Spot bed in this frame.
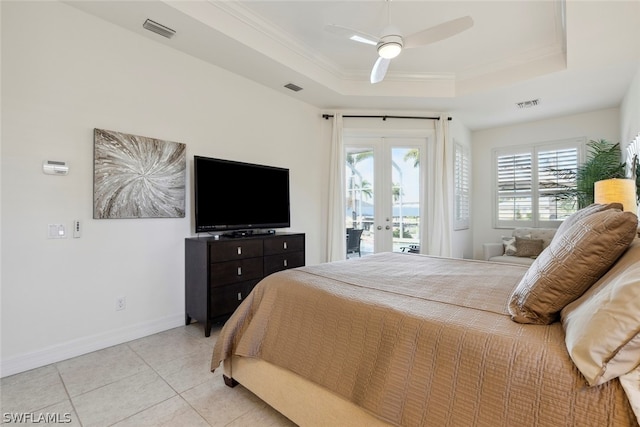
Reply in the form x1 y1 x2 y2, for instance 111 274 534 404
211 206 640 427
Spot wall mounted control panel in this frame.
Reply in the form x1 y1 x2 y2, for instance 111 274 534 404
43 160 69 175
48 224 66 239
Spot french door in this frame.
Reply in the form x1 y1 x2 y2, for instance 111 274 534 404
345 137 426 256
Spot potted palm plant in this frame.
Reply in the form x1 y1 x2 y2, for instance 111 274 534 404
575 139 626 208
545 139 627 210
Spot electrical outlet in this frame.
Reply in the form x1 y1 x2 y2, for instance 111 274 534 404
115 296 126 311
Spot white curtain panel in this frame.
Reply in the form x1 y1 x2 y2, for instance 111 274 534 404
422 115 453 257
327 113 347 261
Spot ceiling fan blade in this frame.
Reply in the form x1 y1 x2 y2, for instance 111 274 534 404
370 57 391 84
324 24 379 46
404 16 474 49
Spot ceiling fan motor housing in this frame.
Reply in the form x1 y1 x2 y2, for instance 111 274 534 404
377 34 403 58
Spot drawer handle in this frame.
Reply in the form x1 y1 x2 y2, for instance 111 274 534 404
237 267 242 276
237 247 242 255
283 242 288 250
283 259 288 267
237 292 242 301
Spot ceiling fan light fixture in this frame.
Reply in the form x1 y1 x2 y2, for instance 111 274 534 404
377 35 403 59
378 42 402 59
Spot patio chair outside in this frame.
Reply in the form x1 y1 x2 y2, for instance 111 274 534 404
346 228 364 257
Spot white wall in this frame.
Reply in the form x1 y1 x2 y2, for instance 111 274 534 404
621 66 640 152
1 1 327 376
470 108 621 260
449 118 473 259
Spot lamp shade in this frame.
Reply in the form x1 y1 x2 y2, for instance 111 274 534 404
594 178 637 213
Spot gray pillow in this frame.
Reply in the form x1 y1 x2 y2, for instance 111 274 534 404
514 237 544 258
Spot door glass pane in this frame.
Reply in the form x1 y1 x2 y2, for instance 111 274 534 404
345 147 374 257
391 147 420 253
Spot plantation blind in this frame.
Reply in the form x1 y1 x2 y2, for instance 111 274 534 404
493 138 584 228
538 147 578 221
496 152 533 224
454 143 470 230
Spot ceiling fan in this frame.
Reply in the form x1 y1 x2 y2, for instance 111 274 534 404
325 2 474 84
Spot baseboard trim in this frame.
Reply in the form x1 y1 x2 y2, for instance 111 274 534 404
0 313 184 378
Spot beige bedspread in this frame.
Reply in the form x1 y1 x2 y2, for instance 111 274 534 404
212 253 637 427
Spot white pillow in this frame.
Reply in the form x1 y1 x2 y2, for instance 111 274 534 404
501 236 516 255
561 238 640 386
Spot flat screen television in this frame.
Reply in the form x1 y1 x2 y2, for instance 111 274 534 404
193 156 290 234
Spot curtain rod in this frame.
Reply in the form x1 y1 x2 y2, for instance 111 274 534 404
322 114 451 121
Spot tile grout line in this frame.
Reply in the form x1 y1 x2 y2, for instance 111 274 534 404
54 365 83 427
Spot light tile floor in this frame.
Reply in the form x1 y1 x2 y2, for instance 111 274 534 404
0 323 296 427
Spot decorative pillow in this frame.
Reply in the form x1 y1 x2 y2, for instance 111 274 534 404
502 236 517 256
514 237 544 258
508 209 638 324
561 238 640 386
552 202 623 244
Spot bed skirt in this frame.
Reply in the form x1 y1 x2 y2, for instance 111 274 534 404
224 355 393 426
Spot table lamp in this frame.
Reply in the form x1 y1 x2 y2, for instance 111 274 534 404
594 178 638 214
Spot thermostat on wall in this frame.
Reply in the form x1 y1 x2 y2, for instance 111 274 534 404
43 160 69 175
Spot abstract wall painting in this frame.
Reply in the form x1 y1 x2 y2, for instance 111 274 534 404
93 128 186 219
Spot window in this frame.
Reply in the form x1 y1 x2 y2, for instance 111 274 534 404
494 138 584 228
454 142 470 230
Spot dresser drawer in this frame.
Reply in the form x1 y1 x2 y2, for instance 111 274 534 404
209 240 263 262
264 251 305 276
210 280 259 316
264 235 304 255
210 258 263 287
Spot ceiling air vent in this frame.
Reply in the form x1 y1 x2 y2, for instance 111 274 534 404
284 83 303 92
516 98 541 109
143 19 176 39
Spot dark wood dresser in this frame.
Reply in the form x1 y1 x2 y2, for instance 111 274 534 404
185 233 305 336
